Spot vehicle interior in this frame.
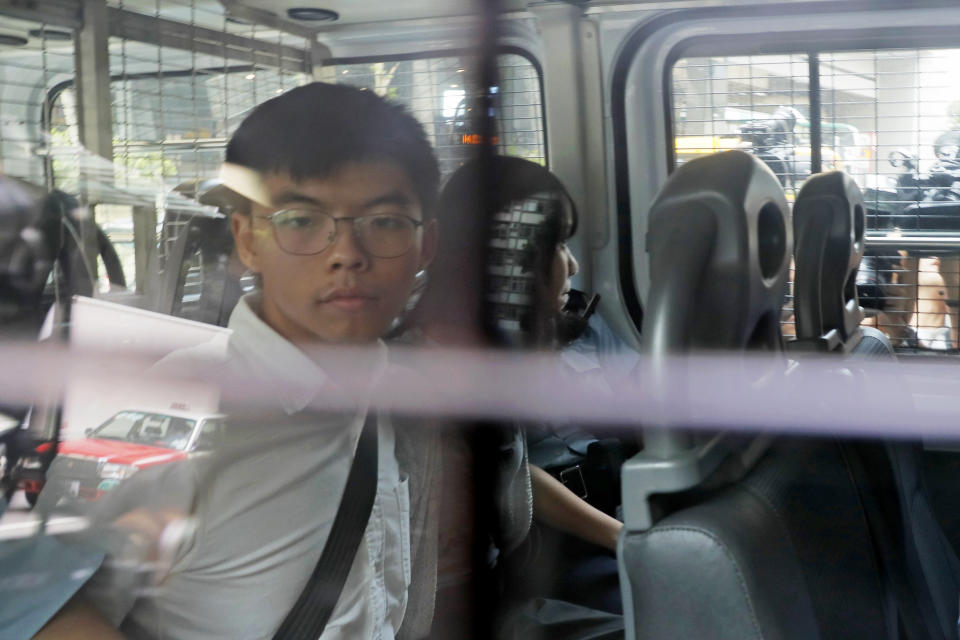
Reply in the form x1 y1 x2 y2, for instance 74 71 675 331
3 0 960 639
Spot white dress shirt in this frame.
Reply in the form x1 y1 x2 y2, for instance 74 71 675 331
82 293 410 640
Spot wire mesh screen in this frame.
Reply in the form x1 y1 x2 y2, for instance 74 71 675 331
5 0 545 325
672 49 960 352
818 49 960 233
673 54 813 201
44 1 310 314
327 53 546 178
0 17 75 190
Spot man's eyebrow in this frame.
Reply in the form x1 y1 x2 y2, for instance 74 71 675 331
273 191 328 208
271 191 413 210
362 192 414 209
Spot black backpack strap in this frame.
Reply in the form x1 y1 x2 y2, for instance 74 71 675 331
273 412 379 639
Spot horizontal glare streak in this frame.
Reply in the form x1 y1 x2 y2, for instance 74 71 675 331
0 341 958 439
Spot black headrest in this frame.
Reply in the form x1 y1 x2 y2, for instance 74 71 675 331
791 171 865 347
642 150 792 354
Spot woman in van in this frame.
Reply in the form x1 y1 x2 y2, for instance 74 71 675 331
408 156 624 639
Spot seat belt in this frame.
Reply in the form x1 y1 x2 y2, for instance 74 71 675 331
272 412 379 640
841 442 943 640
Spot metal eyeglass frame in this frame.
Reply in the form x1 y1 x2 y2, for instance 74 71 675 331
255 210 425 258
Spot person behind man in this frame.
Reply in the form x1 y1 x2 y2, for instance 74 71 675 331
33 82 440 640
916 256 952 349
408 157 625 639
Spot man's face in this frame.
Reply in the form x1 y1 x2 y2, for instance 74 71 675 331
232 161 437 345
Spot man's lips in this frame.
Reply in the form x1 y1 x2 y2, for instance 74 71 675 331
320 291 377 311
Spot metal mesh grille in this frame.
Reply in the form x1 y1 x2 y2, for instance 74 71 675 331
673 54 812 200
0 17 75 189
327 53 546 178
46 1 310 311
103 4 309 199
672 49 960 352
3 0 545 324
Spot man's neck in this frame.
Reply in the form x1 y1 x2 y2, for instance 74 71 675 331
299 340 386 391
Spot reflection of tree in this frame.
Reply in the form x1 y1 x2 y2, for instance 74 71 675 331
370 61 401 99
948 100 960 130
114 144 178 182
49 127 78 189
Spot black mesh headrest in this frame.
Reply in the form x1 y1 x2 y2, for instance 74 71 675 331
642 150 791 354
792 171 865 345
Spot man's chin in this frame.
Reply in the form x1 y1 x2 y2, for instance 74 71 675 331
311 323 386 346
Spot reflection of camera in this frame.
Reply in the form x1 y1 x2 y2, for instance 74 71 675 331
856 254 896 311
558 289 600 346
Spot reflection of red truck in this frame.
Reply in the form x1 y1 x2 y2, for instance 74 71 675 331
16 408 225 506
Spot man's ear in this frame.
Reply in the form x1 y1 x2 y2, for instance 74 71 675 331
231 212 260 273
419 219 438 271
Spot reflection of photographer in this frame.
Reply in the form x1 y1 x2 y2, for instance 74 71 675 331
0 177 126 340
0 175 127 511
738 106 800 189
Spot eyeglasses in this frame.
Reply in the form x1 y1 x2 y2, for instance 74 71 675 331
256 209 424 258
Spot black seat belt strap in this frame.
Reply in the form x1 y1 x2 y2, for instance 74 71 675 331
273 412 379 640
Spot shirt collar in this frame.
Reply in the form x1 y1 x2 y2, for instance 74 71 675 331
227 293 388 415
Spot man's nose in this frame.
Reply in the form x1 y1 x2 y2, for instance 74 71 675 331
325 220 370 270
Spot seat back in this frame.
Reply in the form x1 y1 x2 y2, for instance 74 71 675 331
626 150 791 512
643 150 790 356
791 171 865 351
624 150 791 532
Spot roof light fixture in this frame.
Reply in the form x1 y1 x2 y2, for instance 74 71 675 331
287 8 339 22
0 34 28 46
28 28 72 41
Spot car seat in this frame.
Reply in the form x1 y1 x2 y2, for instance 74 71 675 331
617 151 904 640
792 170 960 640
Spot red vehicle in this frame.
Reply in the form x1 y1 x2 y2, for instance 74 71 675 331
15 408 225 506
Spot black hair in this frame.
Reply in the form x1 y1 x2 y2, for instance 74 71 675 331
226 82 440 217
447 156 578 240
437 156 578 265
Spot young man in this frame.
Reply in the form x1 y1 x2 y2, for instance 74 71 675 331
34 82 439 640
